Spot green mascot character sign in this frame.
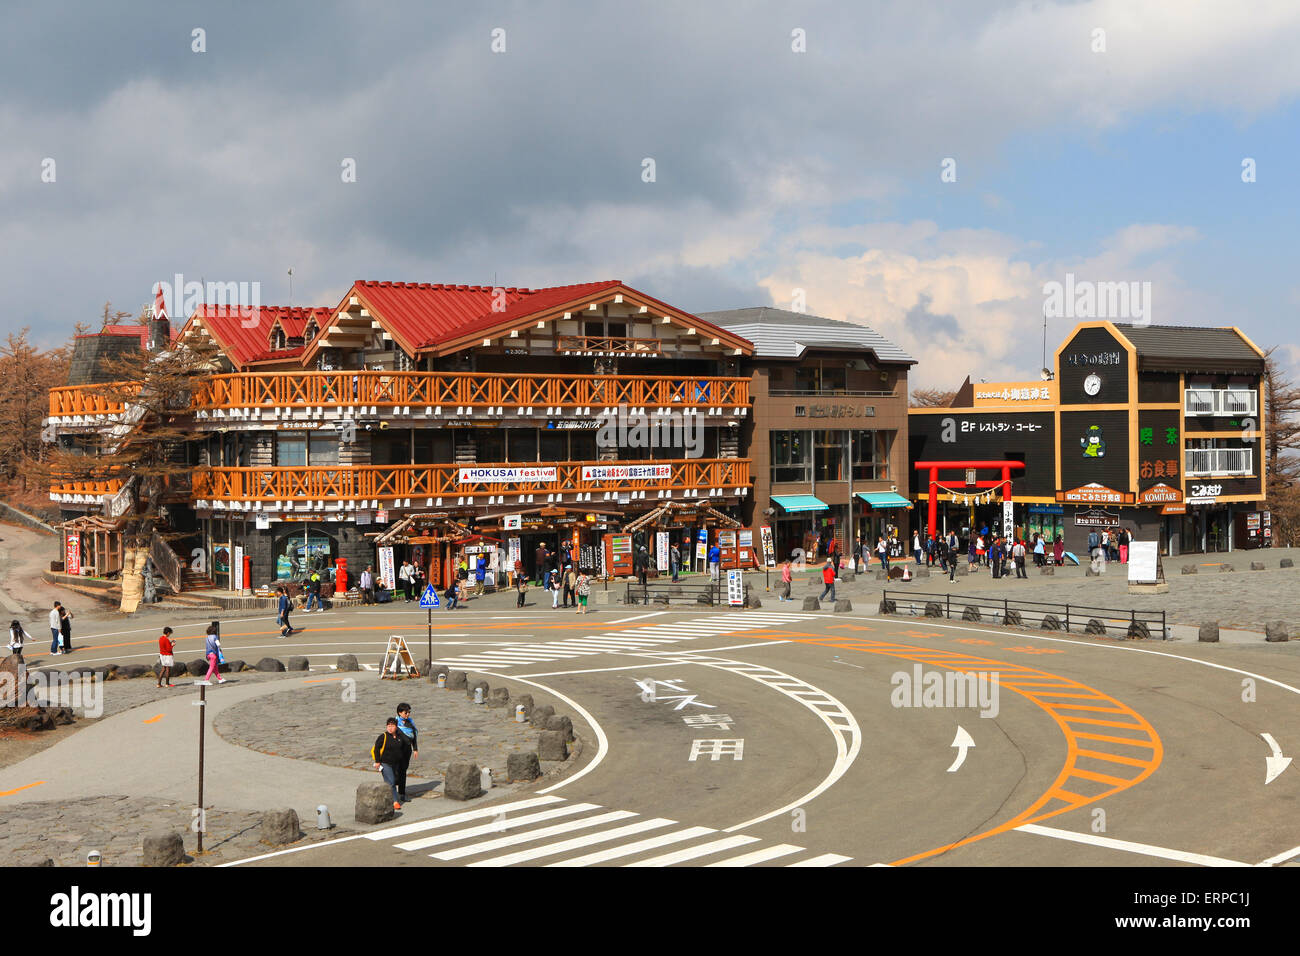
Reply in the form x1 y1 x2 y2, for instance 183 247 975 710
1081 424 1107 459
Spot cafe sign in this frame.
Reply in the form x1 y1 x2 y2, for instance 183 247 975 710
1138 483 1182 505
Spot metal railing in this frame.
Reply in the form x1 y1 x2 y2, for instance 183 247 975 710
1185 447 1253 477
625 580 735 607
881 589 1167 640
1184 388 1257 417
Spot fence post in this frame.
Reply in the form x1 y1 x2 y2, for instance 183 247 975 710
1004 597 1008 621
946 594 951 619
1065 604 1070 632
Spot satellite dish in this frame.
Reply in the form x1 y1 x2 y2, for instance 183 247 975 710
1040 368 1053 381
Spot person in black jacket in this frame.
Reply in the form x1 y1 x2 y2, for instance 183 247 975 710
394 703 419 803
371 717 412 810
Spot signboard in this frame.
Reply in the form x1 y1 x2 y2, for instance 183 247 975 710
1027 504 1064 515
65 533 81 576
759 525 776 567
503 514 522 530
376 509 388 523
420 584 440 608
355 511 372 526
717 530 736 548
1138 483 1181 505
234 545 245 591
1057 482 1132 505
972 382 1054 406
738 530 753 548
1074 508 1120 527
1160 503 1187 515
255 512 271 530
610 535 632 556
580 464 672 482
378 546 395 590
726 569 744 607
508 536 521 572
1002 500 1015 538
656 531 669 571
458 466 557 484
1127 541 1160 585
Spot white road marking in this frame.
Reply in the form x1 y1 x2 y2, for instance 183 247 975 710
1257 844 1300 866
394 804 602 851
363 796 564 840
1015 824 1249 866
545 827 717 867
624 835 759 866
786 853 854 867
466 818 675 866
705 844 804 867
608 612 671 624
217 835 366 866
433 810 639 860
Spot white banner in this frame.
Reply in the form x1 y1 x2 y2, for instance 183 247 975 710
656 531 669 571
378 546 395 590
508 536 521 572
727 569 744 606
458 466 557 484
233 545 245 591
581 464 672 482
1002 500 1014 539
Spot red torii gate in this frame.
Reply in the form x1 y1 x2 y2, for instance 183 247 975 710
914 460 1026 534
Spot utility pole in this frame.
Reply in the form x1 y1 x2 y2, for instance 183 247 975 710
195 680 207 854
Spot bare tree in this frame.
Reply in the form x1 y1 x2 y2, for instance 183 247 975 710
909 387 956 408
0 329 70 493
1263 346 1300 546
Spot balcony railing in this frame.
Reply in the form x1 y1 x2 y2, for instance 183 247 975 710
1185 447 1253 477
557 335 663 355
192 458 751 503
1184 388 1257 417
50 371 750 418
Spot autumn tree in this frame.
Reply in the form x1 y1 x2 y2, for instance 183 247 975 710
909 387 956 408
1263 346 1300 546
0 329 71 493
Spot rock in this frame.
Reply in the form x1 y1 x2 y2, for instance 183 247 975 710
1041 614 1061 631
1219 564 1235 573
142 832 185 867
1266 621 1290 643
187 659 209 676
336 654 360 672
1198 621 1220 643
529 704 555 728
1003 609 1023 627
52 707 75 726
746 596 762 609
1039 565 1055 575
355 783 395 823
1282 558 1294 569
118 664 149 679
545 714 574 741
506 751 542 782
833 600 853 613
221 660 245 674
879 599 897 615
514 694 534 717
35 859 54 867
961 606 981 622
443 763 484 800
256 658 286 672
467 679 490 701
488 687 510 708
538 730 569 761
1181 565 1198 575
287 657 310 672
840 571 855 583
1251 561 1266 571
261 809 301 846
924 602 944 618
802 596 821 611
91 667 114 681
429 664 449 683
1085 567 1101 577
446 670 468 690
653 594 670 605
695 592 713 605
1127 621 1150 640
1085 618 1108 636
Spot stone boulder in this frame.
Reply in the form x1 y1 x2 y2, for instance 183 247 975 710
1127 621 1151 640
261 809 301 846
833 600 853 613
355 782 395 823
506 752 542 782
802 596 821 611
1266 621 1290 643
142 832 186 867
1198 621 1220 643
187 659 209 676
446 670 468 690
529 704 556 728
1219 564 1235 573
488 687 510 708
1282 558 1295 569
287 657 310 672
336 654 360 672
1251 561 1266 571
879 599 897 615
1003 609 1023 627
538 730 569 761
545 714 574 741
467 679 490 701
1041 614 1061 631
924 602 944 618
220 660 245 674
514 693 534 717
839 570 855 583
118 664 149 679
1181 565 1198 575
256 658 286 673
1085 619 1108 636
443 763 484 801
961 606 981 622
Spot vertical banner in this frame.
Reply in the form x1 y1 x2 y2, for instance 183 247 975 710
759 525 776 568
1002 500 1015 539
726 568 744 606
378 546 395 590
233 545 245 591
508 537 521 579
65 533 81 576
656 531 669 572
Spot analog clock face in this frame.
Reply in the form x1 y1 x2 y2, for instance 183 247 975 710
1083 373 1102 397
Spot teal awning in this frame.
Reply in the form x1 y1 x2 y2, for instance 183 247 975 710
856 492 914 509
772 494 830 513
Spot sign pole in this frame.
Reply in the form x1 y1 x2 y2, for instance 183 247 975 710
196 681 206 855
427 606 432 672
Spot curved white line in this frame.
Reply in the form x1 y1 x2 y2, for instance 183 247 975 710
486 673 609 796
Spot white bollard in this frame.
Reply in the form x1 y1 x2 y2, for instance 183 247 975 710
316 805 332 830
514 704 526 723
474 686 484 705
86 851 101 867
480 767 493 790
437 674 446 688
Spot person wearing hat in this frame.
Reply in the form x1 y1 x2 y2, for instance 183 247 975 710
371 716 412 811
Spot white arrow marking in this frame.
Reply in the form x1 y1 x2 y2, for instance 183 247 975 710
947 726 975 773
1262 733 1292 785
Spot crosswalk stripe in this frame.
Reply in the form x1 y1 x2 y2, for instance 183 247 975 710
704 844 804 867
364 796 564 840
393 803 601 851
465 818 676 867
545 827 718 867
786 853 853 867
433 810 639 860
624 835 760 866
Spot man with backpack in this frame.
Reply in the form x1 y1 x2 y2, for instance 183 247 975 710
371 716 412 811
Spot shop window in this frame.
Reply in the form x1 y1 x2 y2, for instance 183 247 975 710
852 430 878 480
507 429 538 462
771 430 811 483
570 432 597 461
274 529 335 580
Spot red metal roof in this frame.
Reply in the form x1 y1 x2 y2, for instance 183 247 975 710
184 305 331 368
98 325 150 347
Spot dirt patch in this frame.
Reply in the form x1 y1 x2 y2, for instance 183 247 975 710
0 722 81 771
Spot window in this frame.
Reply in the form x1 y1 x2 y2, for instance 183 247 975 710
792 361 848 395
270 326 286 350
771 431 811 483
814 430 848 481
476 430 505 463
507 429 538 462
852 430 880 480
539 431 566 462
276 432 338 467
304 321 317 344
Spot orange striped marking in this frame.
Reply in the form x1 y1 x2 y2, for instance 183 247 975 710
142 714 164 724
0 782 45 796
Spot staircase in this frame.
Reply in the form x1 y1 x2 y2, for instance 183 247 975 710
181 567 215 591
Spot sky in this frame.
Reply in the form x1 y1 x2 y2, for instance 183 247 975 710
3 0 1299 387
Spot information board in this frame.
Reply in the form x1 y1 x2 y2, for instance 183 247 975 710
726 569 744 606
759 525 776 568
1127 541 1160 584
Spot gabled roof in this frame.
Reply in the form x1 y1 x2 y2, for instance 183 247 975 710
178 305 332 368
698 307 916 364
308 280 753 360
86 325 150 348
1109 323 1265 373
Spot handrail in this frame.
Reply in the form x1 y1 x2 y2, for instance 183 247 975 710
881 588 1167 640
193 457 751 503
149 530 183 593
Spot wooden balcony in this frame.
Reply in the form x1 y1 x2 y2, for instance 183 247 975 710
49 371 750 418
50 478 125 498
557 335 662 355
192 458 751 505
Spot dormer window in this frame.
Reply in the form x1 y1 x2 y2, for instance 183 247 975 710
270 327 287 350
304 321 318 344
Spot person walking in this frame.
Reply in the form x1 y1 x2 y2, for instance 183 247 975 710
853 538 864 574
989 538 1003 579
394 702 418 804
780 559 793 601
819 560 836 604
912 531 922 566
277 586 294 637
876 536 890 575
708 542 721 581
305 569 321 612
474 554 488 597
670 542 681 582
945 537 958 582
512 556 524 589
156 626 175 687
1013 538 1028 579
828 536 841 579
564 565 578 607
48 602 63 655
58 604 74 653
1054 536 1065 566
515 572 528 608
635 547 649 588
576 569 590 614
551 566 561 609
360 565 376 605
1118 527 1130 564
370 716 412 811
202 622 225 684
7 620 28 663
398 560 414 602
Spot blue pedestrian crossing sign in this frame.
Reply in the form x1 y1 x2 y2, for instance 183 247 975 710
420 584 440 608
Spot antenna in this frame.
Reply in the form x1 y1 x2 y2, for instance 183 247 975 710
1041 302 1048 376
288 268 294 308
